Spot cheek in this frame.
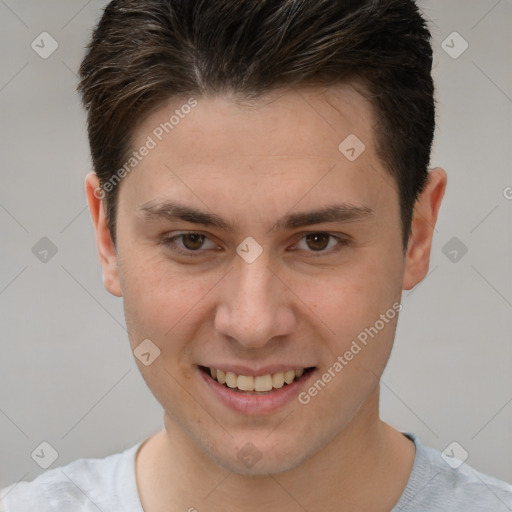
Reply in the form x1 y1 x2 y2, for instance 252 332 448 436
289 256 402 401
119 257 213 396
119 254 207 340
296 256 400 337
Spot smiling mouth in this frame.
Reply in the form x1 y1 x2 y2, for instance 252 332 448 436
199 365 316 394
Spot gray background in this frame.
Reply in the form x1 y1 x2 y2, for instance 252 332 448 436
0 0 511 491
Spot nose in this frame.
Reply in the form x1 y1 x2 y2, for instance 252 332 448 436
214 251 296 350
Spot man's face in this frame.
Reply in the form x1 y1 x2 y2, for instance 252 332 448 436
105 85 410 474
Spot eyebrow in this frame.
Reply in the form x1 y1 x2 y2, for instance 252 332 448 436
137 199 374 232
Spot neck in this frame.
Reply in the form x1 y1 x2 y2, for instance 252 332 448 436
136 386 415 512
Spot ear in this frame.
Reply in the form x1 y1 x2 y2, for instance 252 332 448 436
402 168 447 291
85 171 122 297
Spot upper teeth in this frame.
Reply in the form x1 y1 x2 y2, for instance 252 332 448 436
209 367 305 392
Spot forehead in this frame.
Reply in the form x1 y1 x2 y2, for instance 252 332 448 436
133 83 375 160
119 84 398 224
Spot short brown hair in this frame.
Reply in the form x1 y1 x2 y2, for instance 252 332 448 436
78 0 435 250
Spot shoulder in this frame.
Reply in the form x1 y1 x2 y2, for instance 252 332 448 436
0 441 144 512
396 433 512 512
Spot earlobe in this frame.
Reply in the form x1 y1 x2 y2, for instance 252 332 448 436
85 171 123 297
402 168 447 291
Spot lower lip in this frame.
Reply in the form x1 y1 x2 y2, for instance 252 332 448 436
198 367 316 415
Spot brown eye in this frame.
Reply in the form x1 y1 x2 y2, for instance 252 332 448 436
181 233 206 250
292 232 348 256
160 232 217 257
305 233 331 251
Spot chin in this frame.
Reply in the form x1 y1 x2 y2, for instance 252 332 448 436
200 432 324 476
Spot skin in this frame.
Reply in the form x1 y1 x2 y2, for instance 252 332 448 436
85 83 447 512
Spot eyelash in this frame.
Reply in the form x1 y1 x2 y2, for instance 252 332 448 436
159 231 350 258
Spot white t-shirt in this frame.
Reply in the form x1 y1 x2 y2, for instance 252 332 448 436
1 433 512 511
